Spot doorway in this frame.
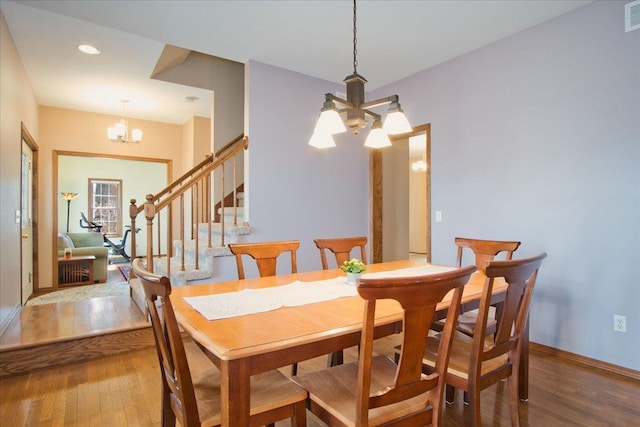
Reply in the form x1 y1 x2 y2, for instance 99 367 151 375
53 151 171 288
370 124 431 263
21 123 38 303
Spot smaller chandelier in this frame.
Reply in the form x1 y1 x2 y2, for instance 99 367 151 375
108 100 142 143
309 0 412 149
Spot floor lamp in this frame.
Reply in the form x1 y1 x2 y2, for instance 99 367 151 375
61 192 79 232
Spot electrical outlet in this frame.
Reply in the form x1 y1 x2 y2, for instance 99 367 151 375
614 314 626 333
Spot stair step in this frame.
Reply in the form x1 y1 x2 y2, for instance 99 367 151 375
196 222 251 241
0 297 152 377
152 256 215 287
217 206 245 223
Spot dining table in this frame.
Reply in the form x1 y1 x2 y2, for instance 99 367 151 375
171 259 526 426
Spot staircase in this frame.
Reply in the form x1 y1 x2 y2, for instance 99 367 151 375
127 135 249 310
152 202 251 285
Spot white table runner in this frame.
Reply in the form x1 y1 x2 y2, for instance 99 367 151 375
184 264 458 321
184 277 358 321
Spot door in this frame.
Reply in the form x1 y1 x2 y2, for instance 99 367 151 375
21 140 34 304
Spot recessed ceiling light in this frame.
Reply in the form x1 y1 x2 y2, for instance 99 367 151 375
78 44 100 55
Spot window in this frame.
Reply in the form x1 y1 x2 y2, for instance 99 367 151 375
88 178 122 237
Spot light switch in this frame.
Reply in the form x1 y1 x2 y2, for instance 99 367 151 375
435 211 442 222
15 210 21 224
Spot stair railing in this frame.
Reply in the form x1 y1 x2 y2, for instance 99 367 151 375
129 134 248 279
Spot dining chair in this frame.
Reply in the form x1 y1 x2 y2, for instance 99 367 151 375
131 258 307 427
313 236 367 270
292 265 476 426
228 240 301 375
313 236 368 367
228 240 299 280
434 237 522 337
421 253 546 427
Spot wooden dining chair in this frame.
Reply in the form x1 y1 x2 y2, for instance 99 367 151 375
313 236 367 270
228 240 301 374
131 258 307 427
422 253 546 427
292 265 476 426
313 236 368 367
435 237 522 337
228 240 299 280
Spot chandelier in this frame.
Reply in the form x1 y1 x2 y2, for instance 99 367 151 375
107 100 142 143
309 0 412 149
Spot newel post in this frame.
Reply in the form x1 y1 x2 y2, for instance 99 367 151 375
143 194 156 271
129 199 138 261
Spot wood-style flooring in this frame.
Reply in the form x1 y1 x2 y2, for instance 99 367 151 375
1 263 638 425
1 336 638 426
0 264 152 377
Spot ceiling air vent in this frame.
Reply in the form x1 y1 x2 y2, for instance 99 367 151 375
626 0 640 32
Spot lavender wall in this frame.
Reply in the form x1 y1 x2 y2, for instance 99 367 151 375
245 61 371 276
378 1 639 369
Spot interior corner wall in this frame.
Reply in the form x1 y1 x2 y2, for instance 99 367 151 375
243 60 371 276
0 11 39 329
379 0 639 369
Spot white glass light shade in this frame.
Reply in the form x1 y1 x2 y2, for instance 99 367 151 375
364 127 392 148
315 109 346 135
108 121 126 140
107 127 118 140
383 111 412 134
131 129 142 142
308 132 336 149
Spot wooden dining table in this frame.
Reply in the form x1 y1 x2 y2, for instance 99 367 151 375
171 259 525 426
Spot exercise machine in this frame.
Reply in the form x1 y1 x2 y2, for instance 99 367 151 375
79 212 140 262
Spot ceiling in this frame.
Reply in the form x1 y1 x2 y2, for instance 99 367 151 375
2 0 592 125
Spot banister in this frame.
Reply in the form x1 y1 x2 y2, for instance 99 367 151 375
129 134 248 282
215 133 245 158
133 135 248 216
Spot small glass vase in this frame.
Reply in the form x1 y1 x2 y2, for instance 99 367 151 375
346 272 362 284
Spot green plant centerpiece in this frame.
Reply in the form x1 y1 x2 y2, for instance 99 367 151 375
340 258 366 284
340 258 367 274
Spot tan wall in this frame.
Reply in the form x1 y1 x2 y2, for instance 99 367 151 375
0 11 39 330
409 156 427 254
39 106 184 288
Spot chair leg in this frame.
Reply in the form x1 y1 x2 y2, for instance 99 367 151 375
327 350 344 367
467 386 482 427
507 374 521 427
445 384 456 404
161 387 176 427
292 400 307 427
291 362 298 376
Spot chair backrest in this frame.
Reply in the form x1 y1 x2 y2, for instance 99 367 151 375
356 265 476 425
131 258 199 426
455 237 521 270
470 253 547 387
313 236 367 270
228 240 299 280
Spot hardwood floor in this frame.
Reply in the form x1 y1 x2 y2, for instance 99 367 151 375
1 264 637 425
1 335 638 426
0 263 152 378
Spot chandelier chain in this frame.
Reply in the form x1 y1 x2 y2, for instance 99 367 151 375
352 0 358 74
